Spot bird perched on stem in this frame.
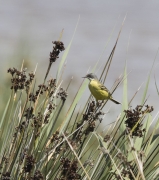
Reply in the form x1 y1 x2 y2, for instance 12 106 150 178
83 73 120 104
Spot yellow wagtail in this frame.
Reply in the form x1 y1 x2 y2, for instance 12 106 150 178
83 73 120 104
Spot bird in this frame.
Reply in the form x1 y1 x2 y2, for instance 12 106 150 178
83 73 120 104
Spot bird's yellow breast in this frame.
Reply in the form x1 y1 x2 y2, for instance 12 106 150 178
89 80 110 100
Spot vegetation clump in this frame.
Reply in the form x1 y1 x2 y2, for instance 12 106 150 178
0 34 159 180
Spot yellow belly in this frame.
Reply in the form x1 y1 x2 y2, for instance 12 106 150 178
89 80 110 100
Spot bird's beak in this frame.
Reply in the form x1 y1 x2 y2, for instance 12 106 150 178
82 76 86 78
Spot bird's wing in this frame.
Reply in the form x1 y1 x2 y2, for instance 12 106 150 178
99 83 110 93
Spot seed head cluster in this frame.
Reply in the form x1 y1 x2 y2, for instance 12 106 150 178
8 68 35 93
124 105 154 137
59 158 81 180
50 131 62 143
2 172 10 180
32 112 43 138
83 101 104 122
72 101 104 145
57 87 68 101
103 134 111 142
23 155 35 173
31 170 43 180
50 41 65 63
116 152 133 179
84 101 104 135
48 78 56 97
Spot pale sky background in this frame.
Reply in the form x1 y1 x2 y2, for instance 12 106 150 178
1 0 159 122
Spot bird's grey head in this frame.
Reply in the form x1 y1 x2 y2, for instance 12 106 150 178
83 73 98 81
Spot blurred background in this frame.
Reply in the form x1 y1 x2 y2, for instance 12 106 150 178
1 0 159 122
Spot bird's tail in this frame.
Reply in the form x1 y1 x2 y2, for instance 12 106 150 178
110 98 120 104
